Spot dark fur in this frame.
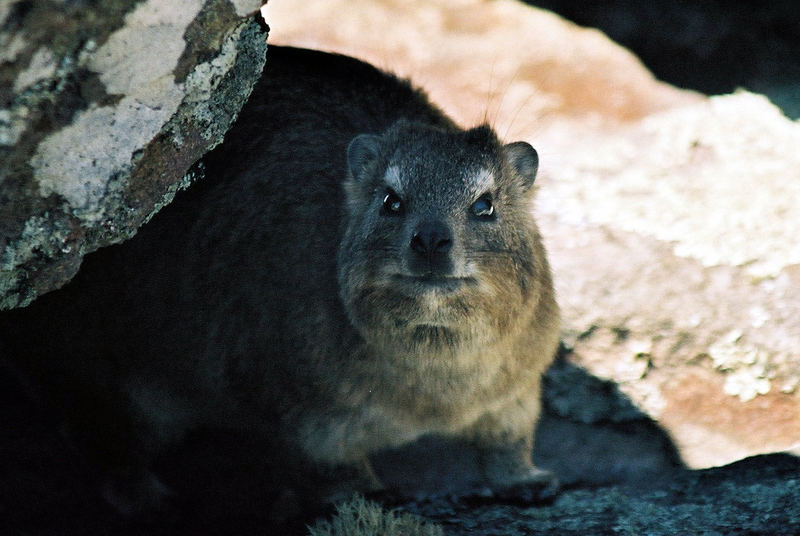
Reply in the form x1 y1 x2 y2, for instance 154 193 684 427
0 46 560 513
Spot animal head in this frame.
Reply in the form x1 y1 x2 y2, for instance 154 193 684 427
337 120 547 354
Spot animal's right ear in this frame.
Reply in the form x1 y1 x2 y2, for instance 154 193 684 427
504 141 539 192
347 134 380 182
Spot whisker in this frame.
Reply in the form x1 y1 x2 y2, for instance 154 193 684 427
482 58 501 128
503 88 540 142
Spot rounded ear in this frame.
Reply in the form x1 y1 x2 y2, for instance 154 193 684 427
347 134 380 182
504 141 538 191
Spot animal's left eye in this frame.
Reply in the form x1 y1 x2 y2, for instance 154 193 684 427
471 195 494 219
382 189 404 216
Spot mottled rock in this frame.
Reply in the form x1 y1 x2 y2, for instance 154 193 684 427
538 93 800 467
266 0 800 471
0 0 267 310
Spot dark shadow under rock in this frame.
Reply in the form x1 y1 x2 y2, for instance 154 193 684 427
534 353 685 487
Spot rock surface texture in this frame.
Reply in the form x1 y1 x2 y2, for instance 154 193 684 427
391 453 800 536
265 0 800 472
0 0 267 309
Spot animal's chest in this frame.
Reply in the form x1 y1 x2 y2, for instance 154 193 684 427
336 348 503 428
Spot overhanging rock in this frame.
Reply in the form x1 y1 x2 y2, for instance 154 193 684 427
0 0 268 310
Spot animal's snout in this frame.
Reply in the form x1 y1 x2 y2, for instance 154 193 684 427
408 220 454 276
410 221 453 257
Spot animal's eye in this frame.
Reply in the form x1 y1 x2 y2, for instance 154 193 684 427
471 195 494 219
382 190 404 215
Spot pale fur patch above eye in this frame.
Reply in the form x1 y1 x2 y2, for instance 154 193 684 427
384 165 404 193
469 168 495 197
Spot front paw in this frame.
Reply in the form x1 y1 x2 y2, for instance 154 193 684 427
460 468 559 506
491 468 560 505
319 457 385 504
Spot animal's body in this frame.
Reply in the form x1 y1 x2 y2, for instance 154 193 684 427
0 46 560 513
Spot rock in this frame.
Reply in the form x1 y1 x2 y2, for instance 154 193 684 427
0 0 268 310
392 452 800 535
262 0 699 136
265 0 800 471
538 92 800 468
526 0 800 119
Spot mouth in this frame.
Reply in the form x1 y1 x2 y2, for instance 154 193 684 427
390 274 474 292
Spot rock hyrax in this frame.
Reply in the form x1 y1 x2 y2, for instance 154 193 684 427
0 45 560 513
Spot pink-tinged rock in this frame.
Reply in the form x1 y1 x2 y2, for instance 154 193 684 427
265 0 800 469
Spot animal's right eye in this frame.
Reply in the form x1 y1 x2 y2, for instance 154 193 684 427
382 190 404 216
471 194 495 219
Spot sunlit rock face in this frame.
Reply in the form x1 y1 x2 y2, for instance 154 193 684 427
265 0 800 470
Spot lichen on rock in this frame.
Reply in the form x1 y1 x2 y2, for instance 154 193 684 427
0 0 267 310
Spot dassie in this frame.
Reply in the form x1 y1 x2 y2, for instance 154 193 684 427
0 46 560 513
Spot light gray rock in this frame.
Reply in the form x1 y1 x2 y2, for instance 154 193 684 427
0 0 267 310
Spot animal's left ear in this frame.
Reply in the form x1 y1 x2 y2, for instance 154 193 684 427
504 141 538 192
347 134 381 183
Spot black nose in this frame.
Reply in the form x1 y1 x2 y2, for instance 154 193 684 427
410 221 452 257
